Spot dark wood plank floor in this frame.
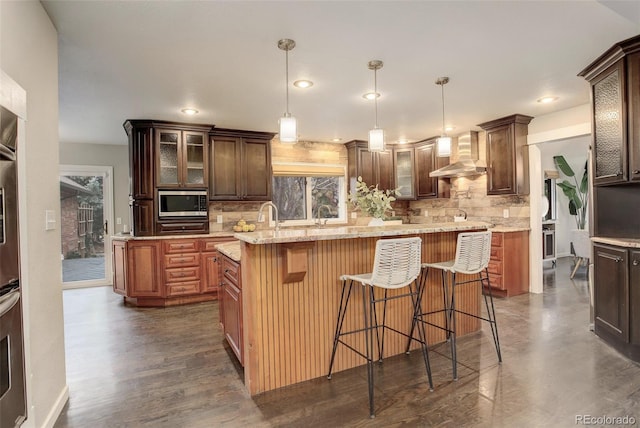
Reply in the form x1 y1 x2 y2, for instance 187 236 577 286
54 258 640 427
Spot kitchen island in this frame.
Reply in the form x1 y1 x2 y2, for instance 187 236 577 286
233 222 491 395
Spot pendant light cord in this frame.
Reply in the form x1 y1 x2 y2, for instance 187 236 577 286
441 82 446 136
374 68 379 129
285 49 290 116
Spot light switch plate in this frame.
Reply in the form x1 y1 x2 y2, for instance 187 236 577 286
45 209 56 231
116 217 122 225
216 215 223 223
503 209 509 218
350 212 357 219
424 210 429 217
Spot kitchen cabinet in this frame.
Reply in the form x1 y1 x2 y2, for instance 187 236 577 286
345 140 394 193
393 147 416 199
594 243 629 342
209 128 275 201
201 239 223 295
111 236 235 306
478 114 533 196
156 128 208 188
578 36 640 185
120 241 164 298
124 120 214 236
220 254 243 365
486 230 529 297
413 138 450 199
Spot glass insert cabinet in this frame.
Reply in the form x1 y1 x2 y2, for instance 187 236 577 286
156 129 206 188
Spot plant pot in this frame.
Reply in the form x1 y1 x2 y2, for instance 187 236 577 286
368 217 385 227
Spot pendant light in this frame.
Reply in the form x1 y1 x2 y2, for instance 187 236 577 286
436 77 451 157
278 38 297 143
368 60 384 152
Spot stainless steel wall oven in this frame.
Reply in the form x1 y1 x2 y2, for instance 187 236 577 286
0 105 26 427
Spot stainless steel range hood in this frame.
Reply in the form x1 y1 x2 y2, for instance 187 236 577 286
429 131 486 178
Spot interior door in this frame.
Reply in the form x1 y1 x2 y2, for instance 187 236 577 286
59 165 114 288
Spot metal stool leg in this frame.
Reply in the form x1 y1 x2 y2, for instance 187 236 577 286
482 268 502 362
410 279 434 391
328 279 354 379
363 284 375 418
450 272 458 381
405 267 427 354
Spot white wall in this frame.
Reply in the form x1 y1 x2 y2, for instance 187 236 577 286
1 2 68 427
60 143 130 234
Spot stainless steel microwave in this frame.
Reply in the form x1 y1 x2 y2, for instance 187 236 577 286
158 190 208 217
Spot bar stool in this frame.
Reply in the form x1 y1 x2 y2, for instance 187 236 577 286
407 230 501 381
327 237 433 418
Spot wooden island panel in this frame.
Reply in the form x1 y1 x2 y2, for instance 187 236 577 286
241 231 481 395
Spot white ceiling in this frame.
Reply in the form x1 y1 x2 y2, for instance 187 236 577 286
42 1 640 146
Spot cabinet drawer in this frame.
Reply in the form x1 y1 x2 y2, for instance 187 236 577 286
490 246 503 260
488 260 502 275
165 266 200 283
157 221 208 235
491 233 503 247
223 257 240 285
165 253 200 268
201 238 234 252
167 281 201 296
164 240 199 254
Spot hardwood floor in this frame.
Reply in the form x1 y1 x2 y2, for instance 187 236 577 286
54 257 640 427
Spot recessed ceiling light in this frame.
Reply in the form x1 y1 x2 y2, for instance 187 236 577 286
331 138 342 142
181 108 199 115
293 80 313 88
397 139 409 144
537 96 558 104
445 126 455 132
362 92 380 100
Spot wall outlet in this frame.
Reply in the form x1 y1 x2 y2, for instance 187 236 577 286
350 212 357 219
216 215 223 223
116 217 122 225
503 209 510 218
424 210 429 217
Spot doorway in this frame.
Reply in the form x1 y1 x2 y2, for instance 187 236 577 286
59 165 114 288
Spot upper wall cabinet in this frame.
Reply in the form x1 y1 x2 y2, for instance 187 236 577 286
478 114 533 196
393 146 416 200
413 137 450 199
156 128 208 188
345 140 394 193
579 35 640 186
209 128 275 201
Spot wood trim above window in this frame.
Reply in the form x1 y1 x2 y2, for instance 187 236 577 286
272 162 345 177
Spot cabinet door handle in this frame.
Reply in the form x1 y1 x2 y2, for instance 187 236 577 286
633 260 639 266
213 257 218 262
633 170 640 175
615 257 623 263
224 269 229 273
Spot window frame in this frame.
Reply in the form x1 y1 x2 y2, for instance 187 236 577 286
270 163 348 227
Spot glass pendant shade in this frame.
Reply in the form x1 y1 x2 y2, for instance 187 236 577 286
279 115 297 143
436 136 451 157
368 128 384 152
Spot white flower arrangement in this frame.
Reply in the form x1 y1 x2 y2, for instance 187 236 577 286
348 176 398 219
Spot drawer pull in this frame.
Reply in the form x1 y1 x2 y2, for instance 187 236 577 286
633 260 639 266
224 269 229 273
213 257 218 262
615 257 623 263
634 170 640 175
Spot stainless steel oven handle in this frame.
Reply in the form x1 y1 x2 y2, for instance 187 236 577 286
0 289 20 317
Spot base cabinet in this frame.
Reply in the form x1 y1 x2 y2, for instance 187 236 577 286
592 243 640 360
112 236 234 306
486 230 530 297
220 254 243 365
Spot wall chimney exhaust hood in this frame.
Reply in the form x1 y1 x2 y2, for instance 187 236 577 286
429 130 486 178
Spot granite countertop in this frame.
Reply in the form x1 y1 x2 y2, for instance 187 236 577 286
491 226 531 233
216 241 241 262
234 221 492 245
111 231 236 241
592 236 640 248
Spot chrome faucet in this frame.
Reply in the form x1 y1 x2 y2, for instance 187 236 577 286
258 202 280 231
316 204 332 227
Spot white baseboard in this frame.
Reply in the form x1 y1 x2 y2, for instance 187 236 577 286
42 385 69 428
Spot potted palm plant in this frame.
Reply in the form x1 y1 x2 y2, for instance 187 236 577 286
553 155 589 277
